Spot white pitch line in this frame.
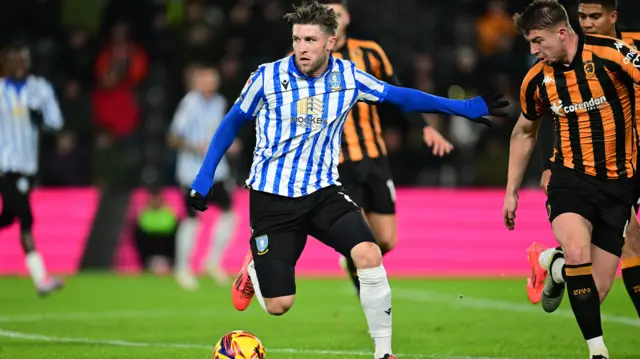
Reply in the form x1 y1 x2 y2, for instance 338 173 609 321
0 328 520 359
0 309 222 323
393 289 640 327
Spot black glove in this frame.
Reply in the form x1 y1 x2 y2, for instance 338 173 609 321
29 109 45 129
475 92 510 127
187 188 209 212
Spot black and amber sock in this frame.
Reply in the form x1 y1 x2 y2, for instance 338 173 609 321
621 257 640 318
565 263 603 340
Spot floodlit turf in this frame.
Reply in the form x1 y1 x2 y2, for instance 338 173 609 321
0 274 638 359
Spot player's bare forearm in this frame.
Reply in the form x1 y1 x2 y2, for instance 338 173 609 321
506 114 540 194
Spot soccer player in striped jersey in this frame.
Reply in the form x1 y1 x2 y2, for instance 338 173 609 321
321 0 454 295
0 42 64 296
504 1 640 357
189 2 508 358
168 65 238 290
532 0 640 320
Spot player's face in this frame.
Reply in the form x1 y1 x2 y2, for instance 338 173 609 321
292 24 337 76
5 52 28 79
326 4 350 41
195 68 220 95
578 4 617 36
525 27 568 65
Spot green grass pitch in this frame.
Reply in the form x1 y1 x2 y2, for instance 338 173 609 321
0 274 638 359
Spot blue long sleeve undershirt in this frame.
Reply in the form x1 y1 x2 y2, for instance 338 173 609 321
382 85 489 119
191 86 490 196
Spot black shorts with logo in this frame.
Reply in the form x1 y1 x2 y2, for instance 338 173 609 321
337 156 396 214
546 164 635 257
248 185 374 298
182 180 232 217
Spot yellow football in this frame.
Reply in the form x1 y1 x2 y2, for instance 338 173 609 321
212 330 266 359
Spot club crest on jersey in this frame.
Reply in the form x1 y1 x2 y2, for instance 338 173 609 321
584 60 595 78
255 235 269 255
328 71 342 91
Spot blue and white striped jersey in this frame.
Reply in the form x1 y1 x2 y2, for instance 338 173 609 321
170 91 230 186
237 55 388 197
0 76 63 175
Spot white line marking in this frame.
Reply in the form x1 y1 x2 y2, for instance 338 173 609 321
0 329 514 359
0 309 221 323
394 289 640 327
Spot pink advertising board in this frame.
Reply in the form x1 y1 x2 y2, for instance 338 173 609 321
114 188 556 277
0 189 99 275
0 188 558 277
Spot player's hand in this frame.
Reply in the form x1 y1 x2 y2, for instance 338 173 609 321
29 109 45 129
187 188 209 212
540 169 551 196
422 126 453 157
475 92 510 127
503 191 518 230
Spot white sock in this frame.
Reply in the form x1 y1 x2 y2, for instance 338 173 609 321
175 217 199 273
206 212 236 268
550 257 566 284
25 251 47 286
538 248 557 270
587 336 608 357
358 265 392 359
247 259 267 312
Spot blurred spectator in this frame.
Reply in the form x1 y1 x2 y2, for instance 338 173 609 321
133 188 178 275
94 21 148 88
476 0 517 58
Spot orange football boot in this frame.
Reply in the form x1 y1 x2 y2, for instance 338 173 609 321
231 250 255 311
526 242 547 304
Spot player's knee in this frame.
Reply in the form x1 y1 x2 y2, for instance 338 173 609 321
350 241 382 269
562 241 591 264
264 296 294 316
376 232 397 254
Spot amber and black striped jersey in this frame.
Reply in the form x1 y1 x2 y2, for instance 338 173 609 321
332 38 425 164
538 31 640 172
522 33 640 179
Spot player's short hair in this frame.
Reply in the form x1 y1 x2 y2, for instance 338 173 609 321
513 0 572 36
579 0 618 11
284 0 339 36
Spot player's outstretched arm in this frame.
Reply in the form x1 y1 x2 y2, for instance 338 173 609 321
189 105 253 205
381 85 508 127
503 113 541 230
189 67 265 211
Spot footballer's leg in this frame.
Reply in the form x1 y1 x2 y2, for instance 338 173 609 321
174 187 200 290
621 207 640 317
5 174 63 296
543 169 608 358
365 175 398 257
337 164 368 294
204 181 236 286
232 189 309 315
310 187 395 359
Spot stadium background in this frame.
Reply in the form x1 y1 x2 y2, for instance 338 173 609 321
2 1 640 359
0 0 639 276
